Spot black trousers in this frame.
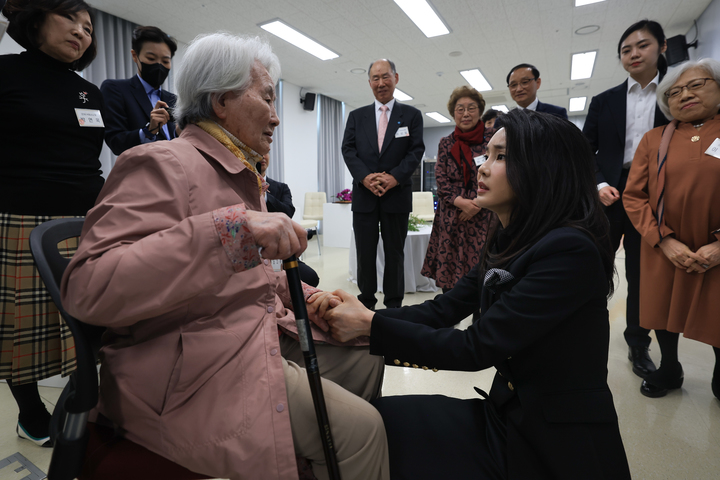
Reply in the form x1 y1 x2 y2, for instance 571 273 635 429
606 169 651 347
353 207 408 309
372 394 506 480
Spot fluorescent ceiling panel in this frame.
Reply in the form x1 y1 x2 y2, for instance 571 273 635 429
569 97 587 112
259 20 339 61
394 0 450 38
491 105 509 113
425 112 451 123
570 51 597 80
460 69 492 92
575 0 605 6
393 88 413 101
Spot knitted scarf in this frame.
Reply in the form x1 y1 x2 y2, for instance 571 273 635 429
450 121 485 185
196 120 267 196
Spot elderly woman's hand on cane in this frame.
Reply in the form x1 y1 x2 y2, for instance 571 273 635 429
244 210 308 259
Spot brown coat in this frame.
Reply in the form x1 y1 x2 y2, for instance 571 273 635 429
60 125 346 479
623 115 720 347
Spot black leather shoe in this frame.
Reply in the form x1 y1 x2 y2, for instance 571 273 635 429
640 365 684 398
628 346 657 378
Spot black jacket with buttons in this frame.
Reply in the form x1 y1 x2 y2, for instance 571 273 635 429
370 227 631 480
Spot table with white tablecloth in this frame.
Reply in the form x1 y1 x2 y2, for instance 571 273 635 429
349 225 438 293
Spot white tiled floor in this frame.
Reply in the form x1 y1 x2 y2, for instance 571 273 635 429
1 239 718 479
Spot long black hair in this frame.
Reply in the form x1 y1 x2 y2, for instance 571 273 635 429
485 109 615 296
618 19 667 76
2 0 97 71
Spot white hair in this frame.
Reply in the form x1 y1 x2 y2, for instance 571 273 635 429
657 58 720 119
174 32 280 128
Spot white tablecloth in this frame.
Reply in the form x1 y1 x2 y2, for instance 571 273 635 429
349 225 438 293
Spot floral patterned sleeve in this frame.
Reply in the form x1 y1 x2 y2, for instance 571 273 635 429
212 204 262 272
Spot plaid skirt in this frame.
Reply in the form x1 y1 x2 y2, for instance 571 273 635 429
0 212 79 384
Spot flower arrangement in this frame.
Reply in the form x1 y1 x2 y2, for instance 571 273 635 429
336 189 352 202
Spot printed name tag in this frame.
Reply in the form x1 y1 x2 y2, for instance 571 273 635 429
75 108 104 127
474 155 487 166
395 126 409 138
271 259 283 272
706 138 720 159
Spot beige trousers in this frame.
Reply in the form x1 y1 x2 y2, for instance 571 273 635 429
280 335 389 480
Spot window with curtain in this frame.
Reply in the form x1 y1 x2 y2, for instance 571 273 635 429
317 94 346 199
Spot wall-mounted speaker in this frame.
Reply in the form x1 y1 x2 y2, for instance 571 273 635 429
666 35 690 66
301 92 316 111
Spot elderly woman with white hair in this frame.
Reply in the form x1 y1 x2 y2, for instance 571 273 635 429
61 33 389 480
624 58 720 401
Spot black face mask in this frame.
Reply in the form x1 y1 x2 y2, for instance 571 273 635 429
138 61 170 89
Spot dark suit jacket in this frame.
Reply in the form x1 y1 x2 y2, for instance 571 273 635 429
370 228 631 479
536 100 568 120
101 75 177 156
341 102 424 213
583 79 669 188
265 177 295 218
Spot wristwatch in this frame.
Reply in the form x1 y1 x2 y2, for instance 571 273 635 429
143 122 158 140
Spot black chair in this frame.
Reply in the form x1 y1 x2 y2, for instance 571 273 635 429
29 218 212 480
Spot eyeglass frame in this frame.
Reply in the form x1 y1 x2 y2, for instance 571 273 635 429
664 77 716 99
454 104 480 115
507 77 537 91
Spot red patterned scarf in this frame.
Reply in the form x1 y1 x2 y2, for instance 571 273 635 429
450 121 485 185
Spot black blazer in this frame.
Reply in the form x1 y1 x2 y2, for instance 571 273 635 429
583 79 669 188
370 228 631 479
265 177 295 218
536 100 568 120
341 102 424 213
101 75 177 156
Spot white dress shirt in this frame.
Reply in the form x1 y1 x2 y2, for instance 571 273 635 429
374 98 396 129
518 97 539 111
597 73 659 191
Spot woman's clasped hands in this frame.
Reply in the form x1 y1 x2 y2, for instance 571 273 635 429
658 237 720 273
306 290 374 343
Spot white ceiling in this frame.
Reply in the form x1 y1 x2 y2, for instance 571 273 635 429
89 0 711 125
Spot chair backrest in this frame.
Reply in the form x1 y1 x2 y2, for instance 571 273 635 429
412 192 435 216
29 218 105 480
303 192 326 220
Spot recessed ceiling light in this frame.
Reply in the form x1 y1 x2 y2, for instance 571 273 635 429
491 105 509 113
350 68 366 74
393 88 413 101
449 51 462 57
570 51 597 80
394 0 450 38
575 0 605 6
259 19 339 61
569 97 587 112
460 69 492 92
575 25 600 35
425 112 452 123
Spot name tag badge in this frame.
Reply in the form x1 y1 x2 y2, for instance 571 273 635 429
706 138 720 160
474 155 487 166
395 126 410 138
271 259 283 272
75 108 104 128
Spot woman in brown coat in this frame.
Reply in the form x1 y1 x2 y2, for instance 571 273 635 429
421 86 495 292
624 58 720 399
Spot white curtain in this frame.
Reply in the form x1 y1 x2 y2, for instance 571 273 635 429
267 80 285 182
317 94 345 199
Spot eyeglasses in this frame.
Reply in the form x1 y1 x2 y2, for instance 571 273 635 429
508 78 536 90
455 105 479 115
664 78 716 99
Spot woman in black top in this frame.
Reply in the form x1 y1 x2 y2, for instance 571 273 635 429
0 0 103 447
311 110 631 479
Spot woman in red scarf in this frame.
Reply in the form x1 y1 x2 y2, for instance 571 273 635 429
422 86 496 295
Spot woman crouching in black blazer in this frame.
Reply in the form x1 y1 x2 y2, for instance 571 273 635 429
308 109 631 480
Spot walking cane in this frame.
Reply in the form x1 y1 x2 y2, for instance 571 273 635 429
283 237 342 480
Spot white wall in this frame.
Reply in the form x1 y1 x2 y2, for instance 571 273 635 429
689 0 720 61
281 81 319 221
0 26 23 55
422 126 454 159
